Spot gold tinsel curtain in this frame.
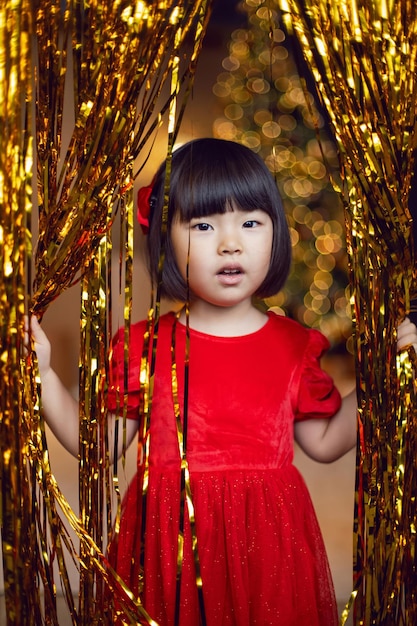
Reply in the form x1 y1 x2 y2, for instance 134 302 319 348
276 0 417 624
0 0 212 624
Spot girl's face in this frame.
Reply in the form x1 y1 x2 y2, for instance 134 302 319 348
170 206 273 310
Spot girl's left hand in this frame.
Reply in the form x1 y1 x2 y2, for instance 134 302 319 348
29 315 52 379
397 317 417 353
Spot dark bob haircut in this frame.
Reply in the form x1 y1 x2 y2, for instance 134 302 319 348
146 138 292 302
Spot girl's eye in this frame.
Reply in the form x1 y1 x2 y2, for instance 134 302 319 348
192 222 212 231
243 220 259 228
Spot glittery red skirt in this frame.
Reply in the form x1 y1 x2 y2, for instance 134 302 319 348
110 464 338 626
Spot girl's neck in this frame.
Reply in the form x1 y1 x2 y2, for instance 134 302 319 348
177 300 268 337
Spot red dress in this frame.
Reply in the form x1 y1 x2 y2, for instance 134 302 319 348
107 311 341 626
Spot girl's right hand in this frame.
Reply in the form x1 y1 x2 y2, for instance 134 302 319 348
397 316 417 353
30 315 52 380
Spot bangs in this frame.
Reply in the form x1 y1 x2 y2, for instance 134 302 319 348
170 143 277 222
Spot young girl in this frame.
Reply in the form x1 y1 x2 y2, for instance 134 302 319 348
31 138 417 626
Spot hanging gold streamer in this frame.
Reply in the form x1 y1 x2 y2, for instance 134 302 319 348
276 0 417 623
0 0 37 622
32 0 212 317
1 0 213 624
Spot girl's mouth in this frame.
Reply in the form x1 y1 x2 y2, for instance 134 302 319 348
218 263 244 275
219 268 241 275
217 266 244 285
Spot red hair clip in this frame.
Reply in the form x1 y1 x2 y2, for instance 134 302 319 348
136 185 153 234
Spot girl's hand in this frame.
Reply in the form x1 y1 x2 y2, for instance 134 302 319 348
397 317 417 353
30 315 52 379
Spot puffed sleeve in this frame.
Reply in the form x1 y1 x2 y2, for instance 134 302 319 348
106 325 143 419
294 328 342 422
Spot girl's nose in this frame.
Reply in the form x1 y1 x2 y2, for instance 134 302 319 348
218 231 242 254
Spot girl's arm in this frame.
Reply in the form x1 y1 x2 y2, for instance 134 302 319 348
294 317 417 464
294 388 357 463
30 316 138 459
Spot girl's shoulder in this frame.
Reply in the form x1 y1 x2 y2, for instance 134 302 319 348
265 310 308 335
265 311 330 353
130 311 176 331
112 311 176 346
